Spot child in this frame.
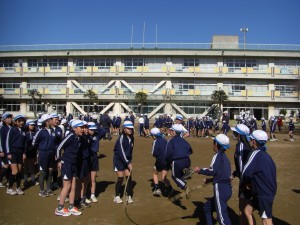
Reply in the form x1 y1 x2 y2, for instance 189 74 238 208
231 124 252 225
113 121 134 204
0 113 13 188
288 117 295 142
242 130 277 225
6 114 27 195
55 120 85 216
269 116 277 141
165 124 193 197
86 122 105 203
150 128 172 196
261 117 266 131
194 134 232 225
32 114 56 197
23 119 38 187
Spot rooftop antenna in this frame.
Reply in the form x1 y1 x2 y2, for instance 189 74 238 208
130 25 133 48
240 26 249 49
143 22 146 48
155 24 158 48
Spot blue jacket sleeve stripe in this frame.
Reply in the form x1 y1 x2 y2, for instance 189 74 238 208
242 150 259 177
5 127 12 154
56 133 73 159
120 135 129 163
32 129 41 147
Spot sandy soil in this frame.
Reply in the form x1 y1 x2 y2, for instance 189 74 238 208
0 128 299 225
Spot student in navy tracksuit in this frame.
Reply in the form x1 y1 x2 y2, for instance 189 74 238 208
32 114 56 197
51 114 64 189
242 130 277 225
0 113 13 187
113 121 135 204
194 134 232 225
86 122 106 203
166 124 192 195
6 114 27 195
269 117 277 141
143 114 150 137
23 119 37 187
150 128 172 196
261 118 266 131
77 122 92 208
231 124 252 225
55 120 85 216
288 117 295 142
221 111 230 135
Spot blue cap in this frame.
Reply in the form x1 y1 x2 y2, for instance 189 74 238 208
14 114 26 121
2 113 13 119
175 115 183 121
122 121 134 129
71 120 85 128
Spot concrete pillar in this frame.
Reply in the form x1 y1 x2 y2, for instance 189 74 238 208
66 102 72 115
20 102 27 115
113 103 122 115
164 103 172 115
268 105 275 118
217 82 223 90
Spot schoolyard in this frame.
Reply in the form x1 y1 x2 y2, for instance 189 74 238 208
0 128 299 225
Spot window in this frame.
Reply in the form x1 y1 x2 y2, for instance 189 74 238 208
0 59 18 68
124 58 143 71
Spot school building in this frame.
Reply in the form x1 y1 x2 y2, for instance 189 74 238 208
0 36 299 119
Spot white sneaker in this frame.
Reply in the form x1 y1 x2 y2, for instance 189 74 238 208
57 195 69 203
85 198 91 204
6 188 17 195
153 189 162 196
290 139 294 142
91 195 98 203
114 196 123 204
0 182 5 188
16 187 24 195
126 196 133 204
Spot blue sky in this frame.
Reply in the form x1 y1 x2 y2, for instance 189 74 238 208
0 0 299 45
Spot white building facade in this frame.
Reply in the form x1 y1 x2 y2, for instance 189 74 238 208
0 41 299 119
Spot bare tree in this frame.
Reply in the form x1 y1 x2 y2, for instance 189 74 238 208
83 89 98 113
27 89 42 118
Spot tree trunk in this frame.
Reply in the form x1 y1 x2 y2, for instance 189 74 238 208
32 97 37 119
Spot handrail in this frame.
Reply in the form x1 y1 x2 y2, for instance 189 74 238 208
0 43 300 52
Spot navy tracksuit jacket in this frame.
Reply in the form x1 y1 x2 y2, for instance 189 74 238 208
242 146 277 201
199 150 232 225
166 134 192 189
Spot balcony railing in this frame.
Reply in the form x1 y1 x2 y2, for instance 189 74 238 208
1 43 300 52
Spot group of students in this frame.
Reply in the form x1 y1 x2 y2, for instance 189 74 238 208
148 119 277 225
0 111 283 224
0 112 105 217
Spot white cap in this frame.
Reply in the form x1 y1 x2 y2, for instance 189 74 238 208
26 119 36 125
250 130 268 143
37 119 42 126
92 114 98 119
214 134 230 150
150 128 161 136
223 111 228 114
51 114 59 119
122 121 134 129
175 115 183 121
40 114 52 122
261 117 265 120
231 124 250 136
71 120 85 128
60 119 67 125
87 122 97 130
170 124 184 133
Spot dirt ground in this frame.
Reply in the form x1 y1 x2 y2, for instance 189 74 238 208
0 127 299 225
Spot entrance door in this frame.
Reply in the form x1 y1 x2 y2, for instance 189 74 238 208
253 109 262 120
